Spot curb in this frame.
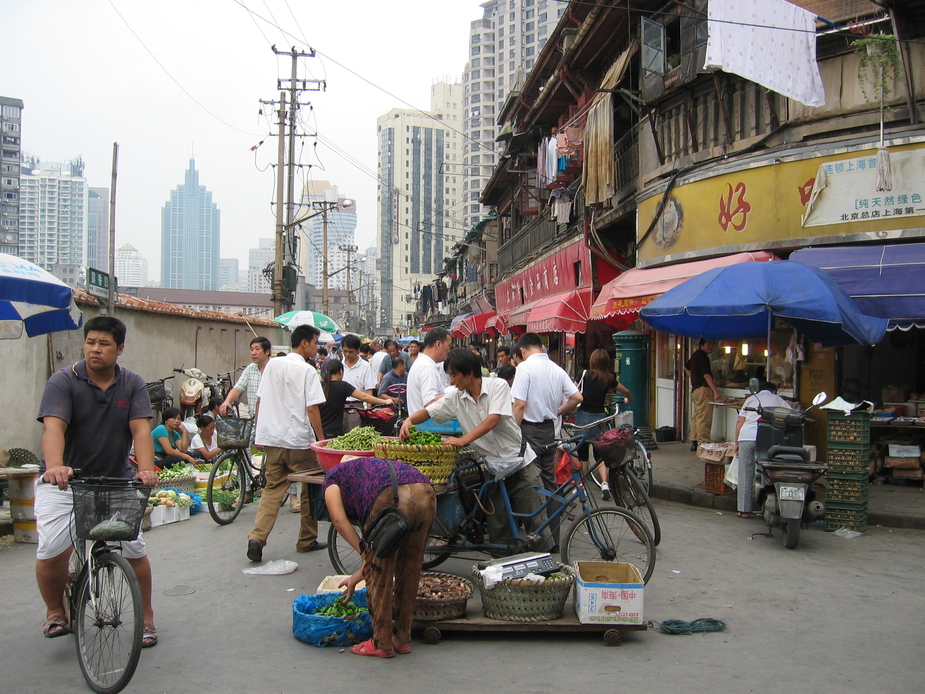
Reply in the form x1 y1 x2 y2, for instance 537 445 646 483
649 481 925 531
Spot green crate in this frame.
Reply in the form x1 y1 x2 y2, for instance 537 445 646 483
825 471 869 503
827 411 871 445
826 444 870 473
824 500 868 532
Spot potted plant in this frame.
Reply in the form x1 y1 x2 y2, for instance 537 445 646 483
852 33 902 104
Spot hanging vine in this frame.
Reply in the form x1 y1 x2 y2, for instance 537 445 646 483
851 33 902 105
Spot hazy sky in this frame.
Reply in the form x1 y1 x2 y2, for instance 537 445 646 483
4 0 484 278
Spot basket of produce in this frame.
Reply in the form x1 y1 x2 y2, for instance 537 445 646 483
155 462 196 492
471 563 576 622
414 572 473 622
372 426 458 484
215 416 254 449
72 483 151 541
310 427 396 471
292 590 373 648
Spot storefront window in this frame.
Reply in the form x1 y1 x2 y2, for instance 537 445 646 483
656 330 677 379
710 323 796 395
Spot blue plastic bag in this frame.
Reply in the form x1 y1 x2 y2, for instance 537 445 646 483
292 589 373 648
160 488 203 514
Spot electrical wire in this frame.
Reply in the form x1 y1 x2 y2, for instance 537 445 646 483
106 0 259 137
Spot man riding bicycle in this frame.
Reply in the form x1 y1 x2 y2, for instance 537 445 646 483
400 348 549 549
34 316 160 647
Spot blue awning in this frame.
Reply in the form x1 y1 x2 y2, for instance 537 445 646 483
791 243 925 331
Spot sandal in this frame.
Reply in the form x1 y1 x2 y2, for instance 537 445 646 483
142 624 158 648
392 641 411 655
43 615 70 638
289 497 301 513
350 638 394 658
737 512 751 519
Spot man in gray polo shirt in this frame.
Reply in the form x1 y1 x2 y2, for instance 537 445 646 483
35 316 160 646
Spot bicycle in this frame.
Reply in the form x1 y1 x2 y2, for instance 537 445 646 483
65 476 151 694
205 416 264 525
326 434 656 583
144 374 175 426
564 409 654 495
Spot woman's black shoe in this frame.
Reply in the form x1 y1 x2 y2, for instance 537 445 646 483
690 440 697 452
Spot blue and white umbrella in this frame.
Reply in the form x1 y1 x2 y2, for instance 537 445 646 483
0 253 82 339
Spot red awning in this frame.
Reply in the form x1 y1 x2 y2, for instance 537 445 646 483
458 311 497 337
590 251 778 321
485 313 507 336
506 300 540 328
526 287 594 333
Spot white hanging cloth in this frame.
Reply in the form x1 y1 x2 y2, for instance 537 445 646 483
704 0 825 108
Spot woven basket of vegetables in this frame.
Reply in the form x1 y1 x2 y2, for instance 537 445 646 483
372 441 458 484
471 563 576 622
414 572 473 622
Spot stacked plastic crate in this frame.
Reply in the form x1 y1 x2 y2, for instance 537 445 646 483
824 412 871 532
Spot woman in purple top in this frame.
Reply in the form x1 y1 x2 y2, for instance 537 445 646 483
324 457 435 658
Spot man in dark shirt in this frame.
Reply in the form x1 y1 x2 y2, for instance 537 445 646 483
378 357 408 415
684 338 722 451
35 316 160 645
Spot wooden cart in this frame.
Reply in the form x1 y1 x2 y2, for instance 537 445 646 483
413 602 647 646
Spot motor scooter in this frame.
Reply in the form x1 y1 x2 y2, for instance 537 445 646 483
175 367 208 420
747 386 828 549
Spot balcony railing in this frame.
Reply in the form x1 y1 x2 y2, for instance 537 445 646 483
614 130 638 201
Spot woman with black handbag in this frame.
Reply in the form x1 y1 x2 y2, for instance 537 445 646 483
323 457 436 658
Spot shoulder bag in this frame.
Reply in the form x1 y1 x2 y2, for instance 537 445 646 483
362 460 412 559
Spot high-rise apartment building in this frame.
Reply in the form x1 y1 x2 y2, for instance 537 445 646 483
296 180 357 294
462 0 562 229
87 187 110 271
219 258 240 291
0 96 24 255
161 159 220 290
115 243 148 287
19 157 88 274
248 238 274 294
376 81 463 332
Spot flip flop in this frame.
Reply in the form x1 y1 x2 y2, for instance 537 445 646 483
43 615 70 638
350 638 394 658
392 642 411 655
142 624 158 648
736 512 751 519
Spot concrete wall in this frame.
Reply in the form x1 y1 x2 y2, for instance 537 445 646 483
0 306 286 457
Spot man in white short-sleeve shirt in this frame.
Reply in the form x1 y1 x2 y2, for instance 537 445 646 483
401 348 549 548
511 333 582 549
406 327 452 415
247 325 327 562
340 334 377 431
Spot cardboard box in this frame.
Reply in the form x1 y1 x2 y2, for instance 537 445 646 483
696 443 734 462
882 387 907 403
885 457 921 469
888 444 921 458
891 467 924 479
573 562 644 625
316 575 366 593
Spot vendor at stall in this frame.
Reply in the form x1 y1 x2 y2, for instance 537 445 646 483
324 457 436 658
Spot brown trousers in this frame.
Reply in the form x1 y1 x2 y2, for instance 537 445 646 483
691 386 714 444
247 446 321 552
362 482 436 654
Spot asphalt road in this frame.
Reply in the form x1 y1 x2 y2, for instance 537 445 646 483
2 498 924 694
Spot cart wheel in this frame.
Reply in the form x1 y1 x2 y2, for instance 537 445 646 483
604 629 622 647
423 627 442 645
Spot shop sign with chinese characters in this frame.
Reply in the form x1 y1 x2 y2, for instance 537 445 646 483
495 239 591 313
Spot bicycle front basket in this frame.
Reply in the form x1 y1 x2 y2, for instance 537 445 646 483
216 416 254 449
72 484 151 541
591 426 635 466
146 381 167 402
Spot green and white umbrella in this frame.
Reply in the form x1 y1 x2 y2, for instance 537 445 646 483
273 310 341 333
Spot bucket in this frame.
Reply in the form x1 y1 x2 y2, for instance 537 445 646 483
7 472 38 521
13 519 38 544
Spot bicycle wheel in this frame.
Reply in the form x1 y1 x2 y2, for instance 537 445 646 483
562 508 655 584
613 472 661 546
74 552 143 694
328 523 363 575
207 451 247 525
626 440 652 492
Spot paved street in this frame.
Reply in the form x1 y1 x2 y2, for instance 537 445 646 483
2 497 924 694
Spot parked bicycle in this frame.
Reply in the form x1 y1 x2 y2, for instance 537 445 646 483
66 475 151 694
327 434 656 583
564 409 654 494
205 416 263 525
144 374 174 425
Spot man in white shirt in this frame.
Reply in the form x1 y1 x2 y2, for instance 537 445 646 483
369 338 389 377
511 333 583 549
340 334 377 432
247 325 327 562
734 381 792 517
217 336 271 417
401 348 548 547
406 327 452 415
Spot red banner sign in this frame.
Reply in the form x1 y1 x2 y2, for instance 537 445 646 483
496 240 592 312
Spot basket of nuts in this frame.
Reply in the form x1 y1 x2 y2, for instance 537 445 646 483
413 572 473 622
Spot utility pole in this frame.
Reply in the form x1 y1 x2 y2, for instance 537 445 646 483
339 243 357 331
106 142 118 315
322 207 329 316
272 92 287 316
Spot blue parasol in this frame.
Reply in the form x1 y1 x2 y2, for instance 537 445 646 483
0 253 83 339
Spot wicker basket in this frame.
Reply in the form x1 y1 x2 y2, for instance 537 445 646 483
372 441 459 484
471 563 575 622
414 572 473 622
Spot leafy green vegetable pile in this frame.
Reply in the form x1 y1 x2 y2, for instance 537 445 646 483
403 426 444 446
314 595 368 617
210 488 239 510
157 463 193 481
327 427 382 451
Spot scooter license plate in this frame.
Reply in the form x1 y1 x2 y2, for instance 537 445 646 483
778 486 805 501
